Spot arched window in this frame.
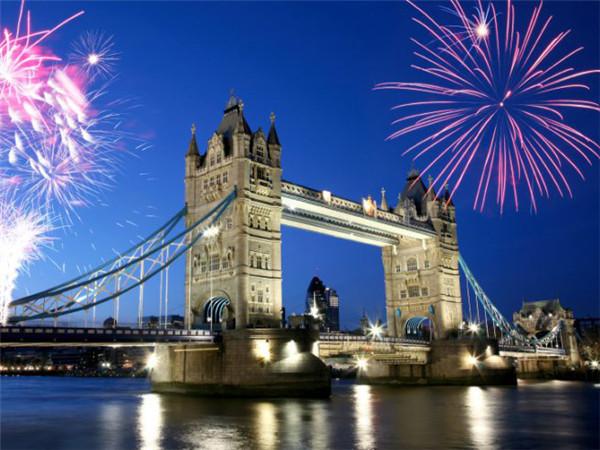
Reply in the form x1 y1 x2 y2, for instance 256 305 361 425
407 258 418 272
256 256 263 269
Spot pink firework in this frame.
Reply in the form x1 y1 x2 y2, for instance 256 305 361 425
376 0 600 212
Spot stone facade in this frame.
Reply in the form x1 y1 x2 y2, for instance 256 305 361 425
184 97 283 329
382 170 462 338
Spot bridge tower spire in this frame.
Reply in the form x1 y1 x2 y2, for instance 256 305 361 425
382 169 462 338
184 96 283 330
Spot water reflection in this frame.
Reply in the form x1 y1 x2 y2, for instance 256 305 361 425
254 402 277 450
353 384 375 450
138 394 163 450
466 387 494 449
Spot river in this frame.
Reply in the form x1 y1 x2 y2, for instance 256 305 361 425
0 377 598 449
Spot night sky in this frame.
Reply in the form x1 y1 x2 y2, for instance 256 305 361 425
4 1 599 327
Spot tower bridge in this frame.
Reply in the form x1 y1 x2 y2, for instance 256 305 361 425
3 96 580 394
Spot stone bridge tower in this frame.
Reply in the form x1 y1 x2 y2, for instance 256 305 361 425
184 96 283 329
382 170 462 339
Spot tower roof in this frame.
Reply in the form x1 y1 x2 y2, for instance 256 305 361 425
217 94 251 137
186 123 200 157
306 276 326 295
400 168 428 215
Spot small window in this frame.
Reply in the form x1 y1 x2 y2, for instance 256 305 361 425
203 179 208 190
222 172 228 185
251 285 255 292
210 254 220 271
256 256 263 269
407 258 418 272
222 257 229 269
216 174 221 185
200 260 207 273
408 286 420 298
258 291 263 303
400 290 407 299
395 266 402 273
217 153 222 164
424 260 430 269
421 287 429 296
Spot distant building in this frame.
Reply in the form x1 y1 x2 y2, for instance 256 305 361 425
513 299 580 366
305 276 340 331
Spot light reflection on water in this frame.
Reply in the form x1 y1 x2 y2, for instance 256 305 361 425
1 378 598 450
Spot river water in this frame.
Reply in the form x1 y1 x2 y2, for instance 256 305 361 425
0 377 598 450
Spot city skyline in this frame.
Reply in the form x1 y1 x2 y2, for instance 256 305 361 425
5 1 599 328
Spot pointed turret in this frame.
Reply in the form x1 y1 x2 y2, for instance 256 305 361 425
267 112 281 146
442 184 455 207
186 123 200 157
380 187 388 210
217 93 251 137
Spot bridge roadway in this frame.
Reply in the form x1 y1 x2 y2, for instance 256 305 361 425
0 326 567 359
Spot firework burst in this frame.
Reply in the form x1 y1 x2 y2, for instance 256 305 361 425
376 0 600 212
0 202 52 324
70 30 119 80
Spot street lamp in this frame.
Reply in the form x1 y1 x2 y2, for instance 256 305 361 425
367 323 384 340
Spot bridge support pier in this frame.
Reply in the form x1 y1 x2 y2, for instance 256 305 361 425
150 328 330 397
359 338 516 386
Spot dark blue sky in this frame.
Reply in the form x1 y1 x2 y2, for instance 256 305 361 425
6 1 599 326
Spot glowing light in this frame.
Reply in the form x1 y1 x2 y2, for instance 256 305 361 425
475 22 489 39
591 360 599 369
468 323 480 333
376 0 600 212
87 53 100 65
203 225 220 239
284 340 300 361
367 323 384 340
355 357 369 371
145 353 158 370
254 339 271 362
467 355 478 366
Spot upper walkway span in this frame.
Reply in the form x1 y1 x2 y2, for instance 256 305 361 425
281 181 435 246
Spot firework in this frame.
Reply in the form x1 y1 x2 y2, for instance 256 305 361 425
0 202 52 324
70 30 119 80
376 0 600 212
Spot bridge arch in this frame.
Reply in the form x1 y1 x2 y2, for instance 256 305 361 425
194 293 235 330
405 316 434 340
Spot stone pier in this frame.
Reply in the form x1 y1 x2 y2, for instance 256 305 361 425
151 328 331 397
357 338 517 386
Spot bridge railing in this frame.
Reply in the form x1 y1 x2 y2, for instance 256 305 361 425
319 333 430 346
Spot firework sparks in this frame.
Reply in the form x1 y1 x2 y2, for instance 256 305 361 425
376 0 600 212
0 202 52 324
70 30 119 79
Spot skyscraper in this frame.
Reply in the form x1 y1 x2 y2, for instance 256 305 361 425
305 276 340 331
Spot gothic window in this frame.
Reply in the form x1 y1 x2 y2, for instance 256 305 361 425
250 254 255 268
250 306 255 313
265 218 270 230
265 257 270 270
258 291 264 303
210 254 220 271
424 260 431 269
216 174 221 185
256 256 263 269
251 284 255 292
222 172 228 185
395 265 402 273
408 286 420 298
203 179 208 191
210 156 215 166
209 177 215 187
257 167 265 180
256 146 265 159
192 255 199 268
407 258 418 272
400 290 407 299
226 218 233 230
200 259 207 273
266 287 269 293
421 287 429 296
222 257 229 270
217 153 222 164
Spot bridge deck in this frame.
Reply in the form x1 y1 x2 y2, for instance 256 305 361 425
0 326 215 347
